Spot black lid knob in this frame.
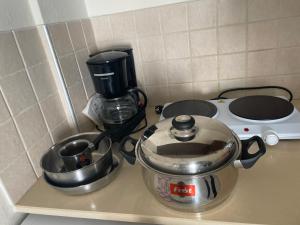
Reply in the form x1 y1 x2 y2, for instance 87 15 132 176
172 115 195 131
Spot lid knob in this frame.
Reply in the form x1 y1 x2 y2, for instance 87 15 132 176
171 115 197 142
172 115 195 131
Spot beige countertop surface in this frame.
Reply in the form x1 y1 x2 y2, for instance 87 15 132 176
16 102 300 225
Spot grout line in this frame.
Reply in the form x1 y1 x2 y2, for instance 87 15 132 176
66 21 90 101
0 68 25 81
0 117 12 129
42 25 79 132
158 5 171 101
0 77 38 178
245 0 249 87
12 31 55 177
80 19 91 54
216 0 221 92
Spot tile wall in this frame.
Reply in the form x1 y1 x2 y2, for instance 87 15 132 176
0 25 74 209
89 0 300 105
47 19 97 132
0 18 98 215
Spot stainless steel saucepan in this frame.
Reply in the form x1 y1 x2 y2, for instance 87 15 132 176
120 115 266 212
41 132 112 186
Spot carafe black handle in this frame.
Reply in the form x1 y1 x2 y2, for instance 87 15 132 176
234 136 266 169
128 88 148 110
118 136 137 165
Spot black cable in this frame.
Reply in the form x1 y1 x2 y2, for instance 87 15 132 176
212 86 293 102
131 117 148 134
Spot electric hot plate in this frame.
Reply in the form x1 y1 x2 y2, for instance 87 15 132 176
160 96 300 145
162 100 218 119
229 95 294 121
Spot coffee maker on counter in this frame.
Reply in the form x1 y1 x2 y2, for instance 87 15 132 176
86 48 147 140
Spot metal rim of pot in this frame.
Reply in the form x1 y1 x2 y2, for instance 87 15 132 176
136 132 242 178
120 115 266 176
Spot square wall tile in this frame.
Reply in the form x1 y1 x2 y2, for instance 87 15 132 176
81 19 96 46
0 120 25 172
59 53 82 87
145 85 169 106
28 62 57 102
91 16 113 44
142 61 167 86
219 53 246 79
87 43 98 55
15 104 48 150
192 56 218 82
110 12 136 40
40 93 67 131
47 23 73 57
67 20 86 51
0 93 10 125
135 62 145 87
51 120 75 143
83 77 95 99
135 8 161 37
283 75 300 99
139 35 164 62
68 81 87 116
188 0 217 30
248 20 278 51
169 83 193 101
0 70 36 116
277 47 300 74
219 79 245 91
248 0 280 22
246 76 287 95
190 29 217 57
278 17 300 48
27 134 52 177
160 3 188 33
76 113 95 133
193 81 219 100
0 31 24 78
75 49 90 79
164 32 190 59
219 24 246 54
15 27 47 67
218 0 247 26
167 58 192 84
248 49 277 77
280 0 300 17
0 152 36 203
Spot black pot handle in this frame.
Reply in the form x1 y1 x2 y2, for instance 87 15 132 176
235 136 266 169
118 136 137 165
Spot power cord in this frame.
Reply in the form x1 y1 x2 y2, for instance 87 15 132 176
212 86 293 102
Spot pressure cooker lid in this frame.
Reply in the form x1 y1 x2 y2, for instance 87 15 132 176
138 115 239 175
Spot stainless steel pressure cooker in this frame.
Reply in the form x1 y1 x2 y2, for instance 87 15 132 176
120 115 266 212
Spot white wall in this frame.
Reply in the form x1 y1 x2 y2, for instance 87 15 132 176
0 0 37 31
85 0 193 17
38 0 88 24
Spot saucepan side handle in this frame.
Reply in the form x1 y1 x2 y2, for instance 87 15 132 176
118 136 137 165
234 136 266 169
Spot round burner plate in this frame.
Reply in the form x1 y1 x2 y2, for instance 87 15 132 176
162 100 218 119
229 95 294 121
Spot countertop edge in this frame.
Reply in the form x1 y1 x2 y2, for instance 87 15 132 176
15 205 262 225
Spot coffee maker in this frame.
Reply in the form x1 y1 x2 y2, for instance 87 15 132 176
86 48 147 134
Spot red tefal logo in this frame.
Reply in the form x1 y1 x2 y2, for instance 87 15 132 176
170 183 196 197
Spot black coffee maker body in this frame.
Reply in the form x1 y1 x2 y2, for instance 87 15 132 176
86 48 145 129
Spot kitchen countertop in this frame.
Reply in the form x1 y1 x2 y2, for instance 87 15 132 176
16 101 300 225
